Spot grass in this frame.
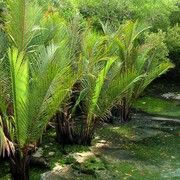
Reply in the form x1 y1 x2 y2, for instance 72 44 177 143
95 120 180 179
72 157 106 178
133 96 180 117
30 128 90 180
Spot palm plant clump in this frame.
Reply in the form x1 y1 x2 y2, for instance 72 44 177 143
102 21 174 121
55 20 173 145
0 0 79 179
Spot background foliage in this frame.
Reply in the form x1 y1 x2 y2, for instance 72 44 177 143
34 0 180 77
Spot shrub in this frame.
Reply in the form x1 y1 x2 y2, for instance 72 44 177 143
77 0 131 31
144 30 169 65
165 24 180 76
166 24 180 53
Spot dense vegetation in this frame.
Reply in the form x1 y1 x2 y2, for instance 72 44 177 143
0 0 179 179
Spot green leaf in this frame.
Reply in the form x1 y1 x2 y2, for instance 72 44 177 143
8 47 29 147
88 57 116 124
6 0 43 51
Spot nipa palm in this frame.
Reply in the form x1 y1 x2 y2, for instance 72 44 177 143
0 0 79 179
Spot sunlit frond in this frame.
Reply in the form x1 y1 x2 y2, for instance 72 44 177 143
8 48 29 147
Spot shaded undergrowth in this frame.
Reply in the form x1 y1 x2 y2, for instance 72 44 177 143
0 118 179 179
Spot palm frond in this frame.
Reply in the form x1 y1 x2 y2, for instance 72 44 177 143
137 61 174 95
8 48 29 147
135 46 153 74
27 13 63 50
97 69 142 119
88 57 116 125
67 15 83 62
120 20 149 50
71 88 87 114
6 0 43 51
25 43 80 143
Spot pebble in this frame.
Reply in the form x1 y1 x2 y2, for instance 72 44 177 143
33 147 43 158
49 152 55 156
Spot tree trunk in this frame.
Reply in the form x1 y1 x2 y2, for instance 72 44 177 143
55 110 75 145
10 150 30 180
55 110 95 146
111 104 132 123
82 133 92 146
121 105 131 122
